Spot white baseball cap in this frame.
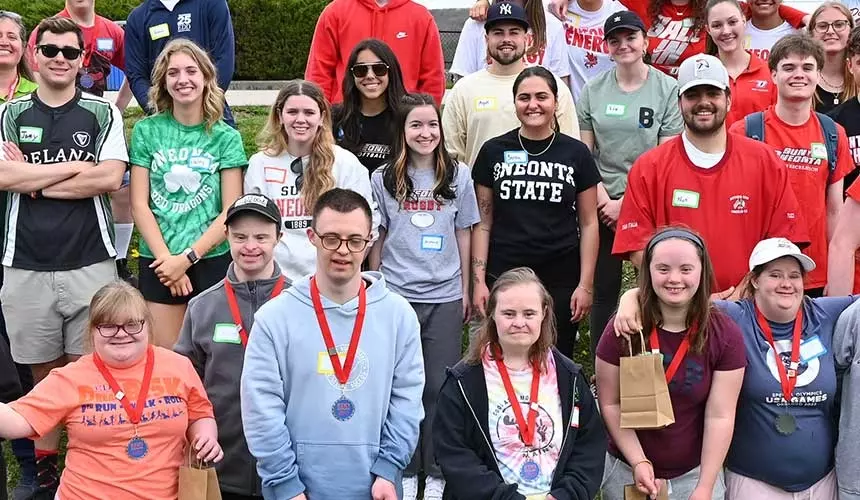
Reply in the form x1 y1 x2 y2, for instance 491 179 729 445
748 238 815 272
677 54 730 95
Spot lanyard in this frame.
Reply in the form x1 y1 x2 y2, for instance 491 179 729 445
80 16 104 69
224 275 286 347
756 305 803 402
3 75 18 101
311 277 367 385
494 350 541 447
93 345 155 425
649 322 696 383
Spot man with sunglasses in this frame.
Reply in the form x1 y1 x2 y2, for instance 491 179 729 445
241 188 423 500
175 193 289 500
0 16 127 500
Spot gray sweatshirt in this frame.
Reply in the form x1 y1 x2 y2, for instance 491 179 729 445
833 298 860 500
174 262 290 497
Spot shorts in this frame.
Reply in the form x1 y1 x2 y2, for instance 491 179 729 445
600 454 726 500
1 259 117 364
120 170 130 189
725 469 836 500
138 253 232 305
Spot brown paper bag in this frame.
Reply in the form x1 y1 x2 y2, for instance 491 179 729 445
624 483 669 500
179 447 223 500
619 330 675 429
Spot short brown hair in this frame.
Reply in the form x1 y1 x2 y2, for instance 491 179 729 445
768 33 825 72
465 267 557 370
848 26 860 58
35 16 83 50
87 281 153 347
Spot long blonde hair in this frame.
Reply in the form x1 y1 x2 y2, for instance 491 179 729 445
257 80 336 212
147 38 225 131
808 2 857 104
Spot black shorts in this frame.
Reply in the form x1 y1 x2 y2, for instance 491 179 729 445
138 253 232 305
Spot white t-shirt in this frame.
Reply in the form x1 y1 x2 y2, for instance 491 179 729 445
564 0 626 101
449 15 571 79
160 0 182 11
744 20 798 61
682 132 724 169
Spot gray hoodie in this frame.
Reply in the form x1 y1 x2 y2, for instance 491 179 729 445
174 262 290 497
833 298 860 500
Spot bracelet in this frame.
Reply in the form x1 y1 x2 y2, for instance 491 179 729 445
577 285 594 294
632 459 652 471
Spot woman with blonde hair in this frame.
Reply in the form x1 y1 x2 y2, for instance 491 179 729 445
433 267 606 499
130 38 246 347
244 79 378 280
809 2 856 112
0 280 221 499
0 11 36 104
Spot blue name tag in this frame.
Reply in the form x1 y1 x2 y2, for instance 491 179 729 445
420 235 443 251
800 335 827 364
503 150 527 164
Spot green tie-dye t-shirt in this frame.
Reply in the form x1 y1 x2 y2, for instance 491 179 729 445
129 112 247 259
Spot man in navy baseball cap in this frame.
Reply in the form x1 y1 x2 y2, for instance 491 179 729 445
484 1 529 31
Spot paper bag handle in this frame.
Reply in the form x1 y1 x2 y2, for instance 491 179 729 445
626 329 648 357
186 445 205 469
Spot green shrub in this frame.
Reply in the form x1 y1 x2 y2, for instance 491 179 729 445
4 0 327 81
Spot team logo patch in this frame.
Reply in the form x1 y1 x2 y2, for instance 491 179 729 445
730 194 749 214
73 132 91 148
18 127 42 143
500 3 512 14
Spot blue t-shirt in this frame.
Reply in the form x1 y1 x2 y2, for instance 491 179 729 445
719 296 856 492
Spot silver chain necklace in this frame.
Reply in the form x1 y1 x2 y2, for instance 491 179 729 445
518 130 556 157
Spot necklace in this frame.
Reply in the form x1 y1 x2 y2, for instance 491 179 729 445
819 73 844 91
518 130 556 157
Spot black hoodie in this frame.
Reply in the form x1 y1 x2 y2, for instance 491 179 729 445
433 348 606 500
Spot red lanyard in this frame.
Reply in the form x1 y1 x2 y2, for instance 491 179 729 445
93 345 155 425
756 305 803 402
224 275 286 347
649 322 696 383
494 350 541 447
311 277 367 385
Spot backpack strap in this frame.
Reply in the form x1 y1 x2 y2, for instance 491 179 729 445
816 112 839 182
744 112 765 142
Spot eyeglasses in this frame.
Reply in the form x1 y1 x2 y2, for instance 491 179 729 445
351 63 389 78
813 20 850 33
313 229 371 253
290 157 304 190
96 320 146 338
37 44 83 60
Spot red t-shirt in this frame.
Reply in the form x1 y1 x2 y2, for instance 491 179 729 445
612 135 809 291
843 180 860 294
597 311 747 479
729 111 853 289
725 55 776 128
28 10 126 97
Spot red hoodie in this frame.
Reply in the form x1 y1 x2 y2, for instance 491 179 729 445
305 0 446 105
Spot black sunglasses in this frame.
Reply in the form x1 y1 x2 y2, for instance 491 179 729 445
351 62 389 78
291 157 304 191
37 44 83 60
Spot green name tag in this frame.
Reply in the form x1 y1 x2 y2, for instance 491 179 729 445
19 126 42 143
605 104 626 116
672 189 700 208
810 143 827 160
213 323 241 344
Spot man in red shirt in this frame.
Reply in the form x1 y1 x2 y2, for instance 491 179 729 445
613 54 809 295
729 34 852 296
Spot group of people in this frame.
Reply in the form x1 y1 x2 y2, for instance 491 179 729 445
0 0 860 499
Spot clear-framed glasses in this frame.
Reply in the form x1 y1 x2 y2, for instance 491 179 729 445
813 20 850 33
96 320 146 338
313 229 370 253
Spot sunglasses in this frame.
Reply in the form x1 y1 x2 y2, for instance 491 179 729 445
291 157 304 191
37 44 83 60
351 62 389 78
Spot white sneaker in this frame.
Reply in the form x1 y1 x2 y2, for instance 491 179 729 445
424 476 446 500
402 475 419 500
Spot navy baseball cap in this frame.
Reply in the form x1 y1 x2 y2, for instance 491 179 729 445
603 10 647 39
485 2 530 31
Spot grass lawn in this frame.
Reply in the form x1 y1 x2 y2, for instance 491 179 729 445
4 105 637 494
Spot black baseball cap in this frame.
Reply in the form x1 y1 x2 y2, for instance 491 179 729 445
226 194 282 228
485 2 530 32
603 10 647 40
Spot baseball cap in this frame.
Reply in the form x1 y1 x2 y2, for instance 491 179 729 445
603 11 646 40
748 238 815 272
485 2 529 31
226 194 282 228
677 54 730 95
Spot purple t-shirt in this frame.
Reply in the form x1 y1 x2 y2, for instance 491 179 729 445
597 310 747 479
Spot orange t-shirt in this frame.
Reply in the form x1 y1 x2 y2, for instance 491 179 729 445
729 111 853 289
10 347 214 500
725 55 776 128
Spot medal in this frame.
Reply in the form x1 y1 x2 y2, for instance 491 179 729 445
311 277 367 421
495 347 541 447
224 275 286 347
755 305 803 404
79 72 94 89
520 460 541 481
775 413 797 435
649 322 697 383
93 345 155 460
331 395 356 421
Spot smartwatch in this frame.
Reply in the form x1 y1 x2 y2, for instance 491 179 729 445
183 248 200 265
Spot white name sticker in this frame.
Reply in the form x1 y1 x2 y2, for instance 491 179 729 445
810 143 827 160
672 189 700 209
96 38 114 51
474 97 497 111
421 235 443 251
605 104 626 116
149 23 170 40
504 150 528 164
212 323 241 344
800 335 827 363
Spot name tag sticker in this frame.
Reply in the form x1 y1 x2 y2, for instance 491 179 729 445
421 235 443 251
672 189 700 209
800 335 827 363
212 323 241 344
410 212 435 228
96 38 114 51
318 351 346 375
504 150 528 164
605 104 626 116
474 97 497 111
18 126 43 143
149 23 170 40
571 405 580 428
810 143 827 160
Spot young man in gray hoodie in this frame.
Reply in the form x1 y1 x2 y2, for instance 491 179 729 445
240 188 424 500
175 193 289 500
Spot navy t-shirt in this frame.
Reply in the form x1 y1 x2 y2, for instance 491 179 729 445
721 296 856 491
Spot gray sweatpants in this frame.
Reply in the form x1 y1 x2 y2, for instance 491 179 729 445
405 300 464 479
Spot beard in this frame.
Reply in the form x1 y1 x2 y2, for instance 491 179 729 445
488 43 526 66
682 104 727 135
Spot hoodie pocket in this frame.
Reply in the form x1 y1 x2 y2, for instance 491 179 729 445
296 441 378 496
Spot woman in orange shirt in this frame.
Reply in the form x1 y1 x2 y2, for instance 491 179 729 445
0 281 222 500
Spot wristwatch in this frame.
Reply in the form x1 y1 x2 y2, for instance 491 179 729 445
183 248 200 265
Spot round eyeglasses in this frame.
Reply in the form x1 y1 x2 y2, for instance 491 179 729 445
96 320 146 338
